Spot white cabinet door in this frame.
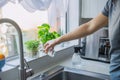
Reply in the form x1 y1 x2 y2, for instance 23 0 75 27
81 0 107 18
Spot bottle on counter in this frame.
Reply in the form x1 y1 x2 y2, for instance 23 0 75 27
72 46 82 68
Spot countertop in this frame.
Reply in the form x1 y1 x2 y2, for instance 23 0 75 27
60 57 110 75
29 56 110 80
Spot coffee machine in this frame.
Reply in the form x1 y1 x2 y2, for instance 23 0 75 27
80 25 110 63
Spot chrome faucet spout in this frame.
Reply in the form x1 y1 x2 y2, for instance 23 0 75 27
0 18 33 80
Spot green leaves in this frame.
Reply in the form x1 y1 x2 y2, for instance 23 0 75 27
37 23 50 31
37 23 60 44
38 28 49 38
41 23 50 30
51 31 60 38
25 40 39 52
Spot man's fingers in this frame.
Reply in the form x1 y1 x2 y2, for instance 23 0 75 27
49 47 54 52
44 42 49 48
44 44 51 53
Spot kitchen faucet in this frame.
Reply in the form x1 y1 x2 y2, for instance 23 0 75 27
0 18 34 80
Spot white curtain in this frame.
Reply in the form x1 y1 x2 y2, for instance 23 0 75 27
20 0 52 12
0 0 69 27
19 0 69 27
0 0 9 8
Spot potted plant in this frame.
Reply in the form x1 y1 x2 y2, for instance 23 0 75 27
37 23 60 44
25 40 39 58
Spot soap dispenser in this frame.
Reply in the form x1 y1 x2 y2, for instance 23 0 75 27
72 46 82 68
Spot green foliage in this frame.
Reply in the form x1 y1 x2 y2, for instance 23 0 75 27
37 23 60 44
25 40 39 52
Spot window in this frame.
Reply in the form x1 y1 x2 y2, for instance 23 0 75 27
0 24 18 58
65 0 80 46
0 2 66 59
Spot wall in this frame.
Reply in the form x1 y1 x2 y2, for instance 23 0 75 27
82 0 107 18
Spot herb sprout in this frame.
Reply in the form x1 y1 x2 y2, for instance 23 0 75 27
37 23 60 44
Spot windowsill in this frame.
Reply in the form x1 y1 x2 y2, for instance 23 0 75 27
1 41 77 72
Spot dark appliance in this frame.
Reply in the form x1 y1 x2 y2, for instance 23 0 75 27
80 26 110 63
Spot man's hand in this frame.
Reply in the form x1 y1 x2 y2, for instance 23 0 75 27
44 39 58 53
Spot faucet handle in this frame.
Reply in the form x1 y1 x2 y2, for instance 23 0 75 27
39 73 46 80
26 68 34 78
24 59 34 78
24 59 30 69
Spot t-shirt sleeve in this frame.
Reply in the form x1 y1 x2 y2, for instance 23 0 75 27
102 0 111 17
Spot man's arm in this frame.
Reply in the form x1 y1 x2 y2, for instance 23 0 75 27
44 13 108 53
55 13 108 44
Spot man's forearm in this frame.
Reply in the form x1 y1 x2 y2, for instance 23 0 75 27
55 13 108 45
55 23 92 44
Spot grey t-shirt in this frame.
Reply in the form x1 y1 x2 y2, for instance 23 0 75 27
102 0 120 54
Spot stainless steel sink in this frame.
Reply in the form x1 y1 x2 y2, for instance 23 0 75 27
32 66 110 80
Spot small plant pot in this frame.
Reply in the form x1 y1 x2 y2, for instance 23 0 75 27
38 44 46 56
27 50 38 58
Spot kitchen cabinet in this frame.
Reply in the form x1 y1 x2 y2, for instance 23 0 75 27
81 0 107 18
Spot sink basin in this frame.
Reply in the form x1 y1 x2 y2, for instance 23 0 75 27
32 66 110 80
